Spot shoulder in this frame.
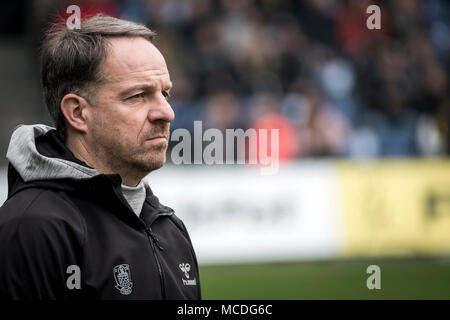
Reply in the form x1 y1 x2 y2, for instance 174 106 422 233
0 187 86 245
0 189 85 300
168 212 187 232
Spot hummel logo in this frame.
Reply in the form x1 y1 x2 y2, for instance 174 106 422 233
179 263 191 278
179 263 197 286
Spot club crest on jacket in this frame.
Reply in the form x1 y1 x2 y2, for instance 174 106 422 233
113 264 133 295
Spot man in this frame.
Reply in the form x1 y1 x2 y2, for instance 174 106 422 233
0 15 201 300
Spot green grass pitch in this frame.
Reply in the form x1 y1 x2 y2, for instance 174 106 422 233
199 257 450 300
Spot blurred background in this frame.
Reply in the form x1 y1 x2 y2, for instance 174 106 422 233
1 0 450 299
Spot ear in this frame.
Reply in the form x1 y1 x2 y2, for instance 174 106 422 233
60 93 90 134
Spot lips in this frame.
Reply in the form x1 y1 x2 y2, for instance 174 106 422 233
144 127 170 142
145 134 169 143
147 134 168 141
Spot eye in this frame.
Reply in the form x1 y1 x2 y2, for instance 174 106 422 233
127 92 145 101
162 90 171 101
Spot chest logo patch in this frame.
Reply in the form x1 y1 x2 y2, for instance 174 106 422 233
113 264 133 295
179 263 197 286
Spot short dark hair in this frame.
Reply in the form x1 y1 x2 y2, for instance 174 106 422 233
40 14 156 141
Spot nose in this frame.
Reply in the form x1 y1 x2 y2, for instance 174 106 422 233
147 93 175 123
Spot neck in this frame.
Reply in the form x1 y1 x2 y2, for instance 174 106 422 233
65 134 143 187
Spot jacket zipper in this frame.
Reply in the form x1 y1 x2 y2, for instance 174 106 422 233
109 178 173 299
145 227 166 299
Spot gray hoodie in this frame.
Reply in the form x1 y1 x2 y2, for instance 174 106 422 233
6 124 146 216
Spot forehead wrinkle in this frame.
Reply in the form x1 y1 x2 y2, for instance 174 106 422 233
105 66 170 81
103 69 172 91
102 39 169 84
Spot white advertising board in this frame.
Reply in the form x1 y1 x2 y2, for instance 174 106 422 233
0 163 343 264
148 163 343 264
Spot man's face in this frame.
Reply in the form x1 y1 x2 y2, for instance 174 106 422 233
85 37 174 179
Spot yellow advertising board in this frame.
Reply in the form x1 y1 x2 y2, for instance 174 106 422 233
336 159 450 257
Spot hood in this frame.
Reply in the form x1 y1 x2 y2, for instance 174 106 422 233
6 124 98 183
4 124 174 227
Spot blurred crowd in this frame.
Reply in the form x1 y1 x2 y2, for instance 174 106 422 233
2 0 450 160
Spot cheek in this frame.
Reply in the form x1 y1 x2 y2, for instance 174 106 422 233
123 111 148 141
106 109 148 144
89 107 119 141
89 96 149 140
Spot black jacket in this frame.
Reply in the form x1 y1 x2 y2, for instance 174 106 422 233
0 125 201 300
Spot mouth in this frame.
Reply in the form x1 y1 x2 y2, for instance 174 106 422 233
145 135 168 144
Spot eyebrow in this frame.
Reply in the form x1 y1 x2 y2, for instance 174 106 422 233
118 81 173 99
